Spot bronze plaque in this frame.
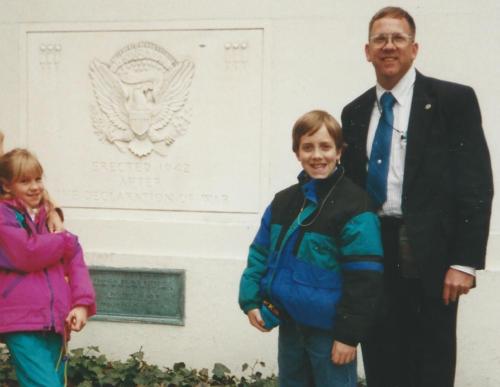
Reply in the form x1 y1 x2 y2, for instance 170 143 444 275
90 267 185 325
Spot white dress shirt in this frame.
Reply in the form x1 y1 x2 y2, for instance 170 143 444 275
367 66 414 217
366 66 475 276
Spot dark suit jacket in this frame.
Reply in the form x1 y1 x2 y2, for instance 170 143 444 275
341 71 494 297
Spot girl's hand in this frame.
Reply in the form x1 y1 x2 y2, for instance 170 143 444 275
47 209 64 233
66 306 88 332
247 308 270 332
331 340 357 365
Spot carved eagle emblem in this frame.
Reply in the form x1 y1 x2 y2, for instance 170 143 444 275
89 42 195 157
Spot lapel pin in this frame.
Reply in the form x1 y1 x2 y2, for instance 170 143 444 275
425 103 432 110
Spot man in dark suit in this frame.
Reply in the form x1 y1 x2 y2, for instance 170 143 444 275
341 6 493 387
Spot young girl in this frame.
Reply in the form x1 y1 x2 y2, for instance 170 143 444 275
239 110 384 387
0 148 96 387
0 131 63 232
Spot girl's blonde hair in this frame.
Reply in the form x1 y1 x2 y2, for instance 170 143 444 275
0 148 44 200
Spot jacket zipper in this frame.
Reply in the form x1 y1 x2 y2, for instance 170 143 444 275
266 202 317 296
44 269 56 330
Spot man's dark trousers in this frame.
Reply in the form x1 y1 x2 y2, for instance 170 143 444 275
360 217 458 387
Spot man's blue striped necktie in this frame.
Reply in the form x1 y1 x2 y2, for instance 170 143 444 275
366 91 396 207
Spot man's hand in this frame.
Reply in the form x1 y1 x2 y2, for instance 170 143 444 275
247 308 270 332
47 209 64 233
331 340 357 365
442 267 474 305
66 306 88 332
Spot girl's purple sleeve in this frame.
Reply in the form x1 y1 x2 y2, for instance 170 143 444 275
65 238 97 317
0 215 76 272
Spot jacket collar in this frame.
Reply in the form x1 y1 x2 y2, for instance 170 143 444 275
1 198 47 225
298 166 344 204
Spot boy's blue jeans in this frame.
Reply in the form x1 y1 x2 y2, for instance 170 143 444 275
4 331 65 387
278 321 357 387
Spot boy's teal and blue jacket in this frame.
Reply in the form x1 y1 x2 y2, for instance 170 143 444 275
239 167 383 346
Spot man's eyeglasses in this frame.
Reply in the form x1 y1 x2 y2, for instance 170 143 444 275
369 33 414 48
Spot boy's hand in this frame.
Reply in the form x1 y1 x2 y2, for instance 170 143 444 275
66 306 88 332
47 209 64 233
247 308 270 332
331 340 357 365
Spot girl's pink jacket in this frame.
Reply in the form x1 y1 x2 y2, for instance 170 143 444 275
0 199 96 336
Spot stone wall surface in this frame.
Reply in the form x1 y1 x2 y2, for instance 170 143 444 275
0 1 499 385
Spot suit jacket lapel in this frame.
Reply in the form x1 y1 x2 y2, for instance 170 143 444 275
403 72 436 195
356 89 376 158
347 88 376 184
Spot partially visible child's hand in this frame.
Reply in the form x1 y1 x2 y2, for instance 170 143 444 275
66 306 88 332
331 340 357 365
47 209 64 233
247 308 270 332
0 131 4 155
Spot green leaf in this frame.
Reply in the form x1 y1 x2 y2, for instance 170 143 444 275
212 363 231 378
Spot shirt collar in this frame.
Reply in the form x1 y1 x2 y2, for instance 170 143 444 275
376 66 416 107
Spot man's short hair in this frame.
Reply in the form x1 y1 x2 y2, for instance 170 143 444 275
369 6 416 37
292 110 344 153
